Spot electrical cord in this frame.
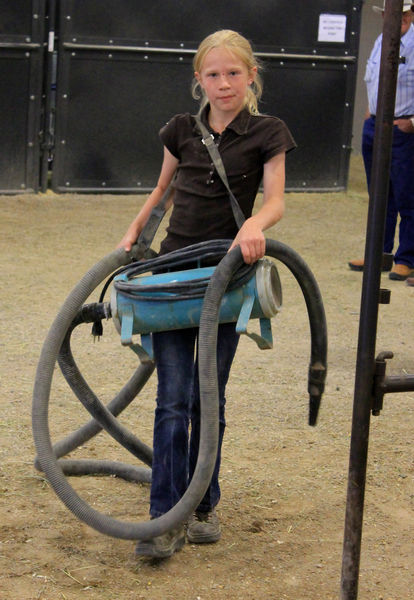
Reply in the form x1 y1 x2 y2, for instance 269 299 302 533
109 239 257 302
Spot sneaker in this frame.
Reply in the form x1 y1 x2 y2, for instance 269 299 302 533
187 509 221 544
135 526 185 558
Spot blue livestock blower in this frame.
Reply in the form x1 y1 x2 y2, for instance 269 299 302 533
32 223 327 542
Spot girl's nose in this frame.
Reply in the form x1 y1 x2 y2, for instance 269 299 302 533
219 74 231 88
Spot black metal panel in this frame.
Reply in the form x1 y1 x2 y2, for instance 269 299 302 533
0 0 46 193
0 0 35 38
260 59 355 191
0 51 34 192
52 52 197 192
61 0 360 54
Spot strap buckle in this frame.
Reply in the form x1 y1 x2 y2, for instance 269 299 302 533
201 134 215 145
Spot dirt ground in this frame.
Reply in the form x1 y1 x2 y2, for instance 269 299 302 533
0 155 413 600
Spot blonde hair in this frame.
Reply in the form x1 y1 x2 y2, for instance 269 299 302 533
192 30 263 115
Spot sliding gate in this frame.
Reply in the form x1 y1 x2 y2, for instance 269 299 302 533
0 0 362 193
0 0 46 193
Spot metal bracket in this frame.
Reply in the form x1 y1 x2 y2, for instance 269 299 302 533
378 288 391 304
120 305 154 363
129 334 154 363
372 351 393 415
236 294 273 349
382 252 394 271
372 351 414 415
120 304 134 346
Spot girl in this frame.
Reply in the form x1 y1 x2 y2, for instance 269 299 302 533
118 29 296 558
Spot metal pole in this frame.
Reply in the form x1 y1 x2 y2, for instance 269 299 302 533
40 0 57 192
340 1 403 598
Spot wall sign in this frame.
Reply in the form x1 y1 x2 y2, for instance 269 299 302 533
318 14 347 43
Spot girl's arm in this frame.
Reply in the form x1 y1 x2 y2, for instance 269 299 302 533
229 152 286 264
117 146 179 251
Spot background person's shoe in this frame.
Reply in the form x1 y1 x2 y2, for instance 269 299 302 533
389 264 414 281
406 277 414 287
187 509 221 544
135 527 185 558
348 258 364 271
348 258 391 272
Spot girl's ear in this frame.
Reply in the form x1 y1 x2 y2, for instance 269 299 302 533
194 71 204 91
248 66 258 86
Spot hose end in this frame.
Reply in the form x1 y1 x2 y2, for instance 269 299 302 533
307 362 327 426
308 395 321 426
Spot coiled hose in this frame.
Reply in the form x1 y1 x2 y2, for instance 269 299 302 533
36 302 154 481
32 239 327 540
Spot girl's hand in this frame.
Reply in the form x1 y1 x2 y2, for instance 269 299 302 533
228 153 286 264
117 223 140 252
229 218 266 264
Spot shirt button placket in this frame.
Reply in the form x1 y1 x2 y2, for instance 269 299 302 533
207 163 214 185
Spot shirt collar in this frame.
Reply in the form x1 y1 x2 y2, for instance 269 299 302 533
194 104 251 136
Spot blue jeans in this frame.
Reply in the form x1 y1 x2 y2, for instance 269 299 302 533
149 322 239 518
362 116 414 267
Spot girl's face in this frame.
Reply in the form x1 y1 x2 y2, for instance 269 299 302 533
195 47 256 118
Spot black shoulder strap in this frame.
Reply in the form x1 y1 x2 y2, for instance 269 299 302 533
194 114 246 229
136 183 174 249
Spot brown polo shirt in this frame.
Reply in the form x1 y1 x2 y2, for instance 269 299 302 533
159 106 296 254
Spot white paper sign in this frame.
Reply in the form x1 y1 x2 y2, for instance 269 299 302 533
318 14 347 43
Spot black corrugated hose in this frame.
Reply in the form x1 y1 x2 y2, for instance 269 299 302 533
32 239 327 541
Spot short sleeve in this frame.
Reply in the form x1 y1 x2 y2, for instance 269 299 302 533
159 113 191 159
261 117 297 164
159 114 182 158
